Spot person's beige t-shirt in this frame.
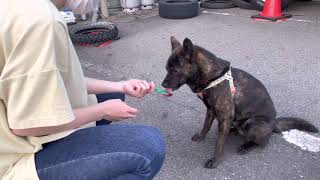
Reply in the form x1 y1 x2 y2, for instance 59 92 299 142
0 0 97 179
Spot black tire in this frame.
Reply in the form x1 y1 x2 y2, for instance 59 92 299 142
200 0 236 9
159 0 199 19
69 22 118 45
230 0 255 9
250 0 292 10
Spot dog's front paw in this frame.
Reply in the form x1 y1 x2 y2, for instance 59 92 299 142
237 146 248 155
191 133 204 142
237 145 251 155
237 142 257 155
204 158 220 169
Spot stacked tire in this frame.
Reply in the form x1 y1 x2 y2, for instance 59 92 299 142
158 0 293 19
159 0 199 19
200 0 236 9
249 0 292 10
229 0 254 9
198 0 292 11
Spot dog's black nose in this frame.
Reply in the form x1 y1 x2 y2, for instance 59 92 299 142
162 81 168 88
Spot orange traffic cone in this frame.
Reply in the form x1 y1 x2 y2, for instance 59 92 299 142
251 0 292 21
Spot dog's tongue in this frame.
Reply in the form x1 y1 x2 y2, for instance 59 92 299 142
165 88 173 96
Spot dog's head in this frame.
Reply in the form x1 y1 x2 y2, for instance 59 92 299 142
161 37 198 93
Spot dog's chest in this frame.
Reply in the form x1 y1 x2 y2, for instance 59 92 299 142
196 92 212 107
196 91 213 104
197 92 204 100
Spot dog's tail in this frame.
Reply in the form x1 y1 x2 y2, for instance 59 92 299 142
273 117 319 133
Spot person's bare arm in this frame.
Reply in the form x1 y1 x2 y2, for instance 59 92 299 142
85 77 125 94
85 77 155 97
11 99 137 137
11 78 155 137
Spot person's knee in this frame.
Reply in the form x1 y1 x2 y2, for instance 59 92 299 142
142 126 165 150
135 126 166 164
111 125 166 179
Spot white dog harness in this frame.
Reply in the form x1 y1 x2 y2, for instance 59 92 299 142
197 66 236 99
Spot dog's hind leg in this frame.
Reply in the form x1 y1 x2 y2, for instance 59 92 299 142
237 117 273 155
192 109 215 142
237 141 258 155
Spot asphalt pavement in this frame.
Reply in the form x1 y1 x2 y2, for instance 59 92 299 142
75 1 320 179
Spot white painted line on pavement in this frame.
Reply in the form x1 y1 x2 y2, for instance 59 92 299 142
288 18 315 23
282 129 320 153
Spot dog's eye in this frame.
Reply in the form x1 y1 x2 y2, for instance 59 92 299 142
172 69 179 73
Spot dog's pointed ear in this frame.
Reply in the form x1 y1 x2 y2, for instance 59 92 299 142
171 36 181 51
183 38 194 55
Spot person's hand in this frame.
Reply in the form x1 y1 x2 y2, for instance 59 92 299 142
122 79 155 98
101 99 138 121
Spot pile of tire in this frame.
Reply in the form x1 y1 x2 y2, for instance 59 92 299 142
158 0 293 19
249 0 292 10
159 0 199 19
199 0 292 10
200 0 236 9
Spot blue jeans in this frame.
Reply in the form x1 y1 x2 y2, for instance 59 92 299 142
35 93 166 180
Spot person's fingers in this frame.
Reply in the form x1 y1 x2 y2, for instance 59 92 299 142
149 81 155 92
133 84 142 97
141 80 150 89
139 81 149 96
139 81 148 90
126 114 136 118
129 79 156 97
126 106 138 115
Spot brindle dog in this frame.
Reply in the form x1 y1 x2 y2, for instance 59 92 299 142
162 37 318 169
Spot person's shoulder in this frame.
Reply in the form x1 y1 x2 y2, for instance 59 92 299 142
1 0 66 31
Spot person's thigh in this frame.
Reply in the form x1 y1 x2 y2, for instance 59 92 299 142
35 124 166 180
96 93 125 126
